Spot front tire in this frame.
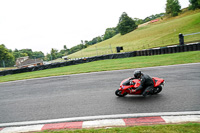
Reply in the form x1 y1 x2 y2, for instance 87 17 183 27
153 85 162 94
115 89 127 97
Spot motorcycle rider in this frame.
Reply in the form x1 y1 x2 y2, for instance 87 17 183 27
130 70 154 97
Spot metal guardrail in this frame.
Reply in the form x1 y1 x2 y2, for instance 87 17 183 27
184 32 200 36
179 32 200 45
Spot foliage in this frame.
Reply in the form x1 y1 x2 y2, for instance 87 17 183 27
13 49 45 60
85 36 103 46
45 48 62 61
18 49 33 58
189 0 200 10
0 44 15 67
0 45 45 67
103 27 119 40
44 44 88 61
133 13 165 25
68 44 87 55
51 48 58 60
117 12 137 35
166 0 181 17
32 51 45 59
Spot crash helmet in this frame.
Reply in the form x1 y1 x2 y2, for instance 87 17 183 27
133 70 142 78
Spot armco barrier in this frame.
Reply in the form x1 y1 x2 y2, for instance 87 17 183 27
0 42 199 76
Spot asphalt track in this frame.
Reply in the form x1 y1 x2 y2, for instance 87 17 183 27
0 63 200 124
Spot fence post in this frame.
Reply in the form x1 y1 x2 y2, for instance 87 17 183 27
179 33 184 45
109 44 113 54
2 60 5 68
95 46 98 56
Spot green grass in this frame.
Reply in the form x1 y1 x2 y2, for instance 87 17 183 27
0 51 199 83
68 9 200 59
38 123 200 133
0 67 16 71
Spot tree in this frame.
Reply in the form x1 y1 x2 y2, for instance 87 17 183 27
62 45 69 55
117 12 137 35
32 51 45 59
0 44 15 67
51 48 58 60
166 0 181 17
64 45 67 50
59 49 66 55
97 36 103 43
189 0 200 10
143 17 151 23
81 40 84 45
133 18 143 25
13 49 20 59
103 27 119 40
19 49 33 58
45 53 52 61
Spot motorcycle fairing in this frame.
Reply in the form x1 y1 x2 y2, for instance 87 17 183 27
152 77 164 87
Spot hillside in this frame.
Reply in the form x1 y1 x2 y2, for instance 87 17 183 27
68 9 200 59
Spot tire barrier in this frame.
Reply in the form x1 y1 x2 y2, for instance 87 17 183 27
0 42 199 76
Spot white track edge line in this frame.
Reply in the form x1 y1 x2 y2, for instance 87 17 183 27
0 111 200 128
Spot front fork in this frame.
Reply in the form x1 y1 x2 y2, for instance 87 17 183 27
119 88 129 95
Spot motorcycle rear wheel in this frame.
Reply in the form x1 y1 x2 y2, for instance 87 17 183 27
153 85 162 94
115 89 127 97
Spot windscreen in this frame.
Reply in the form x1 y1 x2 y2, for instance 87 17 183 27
122 79 130 86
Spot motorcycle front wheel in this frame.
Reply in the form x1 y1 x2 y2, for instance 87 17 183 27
115 89 127 97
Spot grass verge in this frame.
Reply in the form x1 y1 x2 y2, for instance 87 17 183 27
38 123 200 133
0 67 16 71
0 51 199 83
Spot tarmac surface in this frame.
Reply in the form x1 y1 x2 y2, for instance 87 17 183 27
0 63 200 131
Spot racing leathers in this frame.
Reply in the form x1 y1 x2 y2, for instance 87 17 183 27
135 73 154 96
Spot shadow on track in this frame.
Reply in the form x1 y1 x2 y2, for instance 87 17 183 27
115 94 164 103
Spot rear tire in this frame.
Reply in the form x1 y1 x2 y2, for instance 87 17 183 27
115 89 127 97
153 85 162 94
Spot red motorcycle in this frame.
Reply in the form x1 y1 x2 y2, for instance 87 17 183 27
115 77 165 97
